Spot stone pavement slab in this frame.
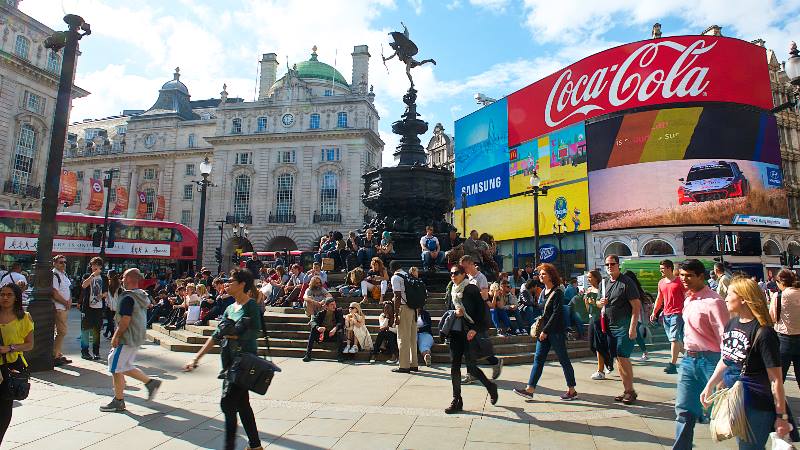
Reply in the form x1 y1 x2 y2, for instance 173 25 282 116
6 311 800 449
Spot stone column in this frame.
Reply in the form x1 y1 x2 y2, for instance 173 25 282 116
126 167 139 218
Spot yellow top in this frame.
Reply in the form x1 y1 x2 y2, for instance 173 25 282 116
0 312 33 366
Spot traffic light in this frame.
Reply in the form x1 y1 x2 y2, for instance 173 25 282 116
214 247 222 263
91 230 103 247
792 255 800 268
107 222 116 248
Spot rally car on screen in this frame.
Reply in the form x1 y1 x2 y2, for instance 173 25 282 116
677 161 750 205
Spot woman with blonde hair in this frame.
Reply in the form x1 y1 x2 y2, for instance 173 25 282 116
361 257 389 304
344 302 373 354
701 276 792 449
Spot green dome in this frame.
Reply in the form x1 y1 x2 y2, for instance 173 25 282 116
294 49 349 88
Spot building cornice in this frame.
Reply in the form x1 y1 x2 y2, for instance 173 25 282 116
205 128 384 148
0 49 90 98
63 148 211 164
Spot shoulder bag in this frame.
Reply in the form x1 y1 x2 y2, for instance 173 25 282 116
226 312 281 396
530 289 557 339
0 331 30 401
707 328 764 443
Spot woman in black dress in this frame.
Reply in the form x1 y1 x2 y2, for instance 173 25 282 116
445 266 498 414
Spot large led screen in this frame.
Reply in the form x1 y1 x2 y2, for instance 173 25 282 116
587 105 787 230
454 98 509 178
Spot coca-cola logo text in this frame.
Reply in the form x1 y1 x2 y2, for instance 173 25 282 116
545 40 716 128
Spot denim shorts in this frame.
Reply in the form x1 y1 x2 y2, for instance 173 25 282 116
662 313 684 342
608 316 634 358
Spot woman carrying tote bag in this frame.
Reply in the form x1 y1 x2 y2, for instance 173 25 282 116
183 269 265 450
700 276 793 449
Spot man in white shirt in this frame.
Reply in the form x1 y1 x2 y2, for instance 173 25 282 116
52 255 72 366
420 226 445 271
391 267 418 373
0 262 27 287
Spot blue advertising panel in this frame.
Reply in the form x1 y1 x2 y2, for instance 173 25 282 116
454 98 508 178
455 163 509 209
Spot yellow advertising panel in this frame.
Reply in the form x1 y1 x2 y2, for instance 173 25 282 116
459 180 590 242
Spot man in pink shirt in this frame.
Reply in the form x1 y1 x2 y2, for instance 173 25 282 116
651 259 686 374
673 259 730 450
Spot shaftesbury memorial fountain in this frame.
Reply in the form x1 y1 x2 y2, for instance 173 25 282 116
362 23 455 270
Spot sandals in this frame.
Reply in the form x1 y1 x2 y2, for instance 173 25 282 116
614 390 637 404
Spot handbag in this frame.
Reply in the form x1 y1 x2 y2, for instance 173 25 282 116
530 289 557 339
0 332 30 401
708 328 765 442
468 332 495 359
226 316 281 396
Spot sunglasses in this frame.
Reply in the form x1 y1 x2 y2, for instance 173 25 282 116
449 271 463 276
348 306 355 309
604 262 619 267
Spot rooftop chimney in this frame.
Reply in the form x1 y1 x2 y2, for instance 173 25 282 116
258 53 278 100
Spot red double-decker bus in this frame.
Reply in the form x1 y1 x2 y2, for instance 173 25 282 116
0 209 197 278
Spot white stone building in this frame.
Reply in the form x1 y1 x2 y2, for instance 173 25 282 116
62 45 383 271
0 0 88 210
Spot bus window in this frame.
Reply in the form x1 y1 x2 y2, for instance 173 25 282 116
74 222 88 237
140 227 156 241
57 221 80 237
172 229 183 242
14 218 39 234
0 218 13 233
156 228 172 241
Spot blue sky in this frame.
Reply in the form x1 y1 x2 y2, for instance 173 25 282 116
20 0 800 166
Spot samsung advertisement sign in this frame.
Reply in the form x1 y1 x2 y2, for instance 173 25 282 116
455 163 509 209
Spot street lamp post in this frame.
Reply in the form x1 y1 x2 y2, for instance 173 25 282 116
99 168 118 257
194 157 213 272
553 222 567 277
461 190 467 237
528 172 548 268
214 219 226 275
773 41 800 114
28 15 90 372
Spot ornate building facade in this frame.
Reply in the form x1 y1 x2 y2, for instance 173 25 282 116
426 122 453 170
62 45 382 270
0 0 88 209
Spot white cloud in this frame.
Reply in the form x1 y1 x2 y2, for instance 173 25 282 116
408 0 423 15
446 0 462 10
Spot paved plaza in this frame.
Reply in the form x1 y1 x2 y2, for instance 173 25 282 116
4 312 799 449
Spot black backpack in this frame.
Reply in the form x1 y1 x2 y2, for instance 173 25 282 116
399 273 427 309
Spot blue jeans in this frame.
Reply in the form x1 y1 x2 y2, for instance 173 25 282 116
737 407 775 450
421 251 445 268
527 332 576 388
563 305 584 338
417 332 434 353
673 351 720 450
491 309 511 330
357 248 375 269
508 308 528 331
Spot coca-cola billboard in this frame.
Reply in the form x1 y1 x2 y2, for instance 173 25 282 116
508 36 773 146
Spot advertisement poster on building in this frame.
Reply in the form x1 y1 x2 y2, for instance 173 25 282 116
135 191 147 219
587 105 787 230
111 187 128 215
454 98 508 178
154 195 166 220
507 36 773 146
58 170 77 205
86 178 104 211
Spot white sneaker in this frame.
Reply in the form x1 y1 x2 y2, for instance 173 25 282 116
424 353 432 367
640 353 649 361
387 358 398 364
591 371 605 380
349 345 358 354
605 366 614 374
343 344 352 354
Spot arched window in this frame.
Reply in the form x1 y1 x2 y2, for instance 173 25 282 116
257 117 267 132
320 172 338 216
276 173 294 219
641 239 675 256
11 124 36 190
604 242 632 258
145 188 156 218
233 174 251 221
337 112 347 128
789 242 800 257
309 113 320 130
14 35 29 60
763 240 781 256
46 51 60 73
231 118 242 134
